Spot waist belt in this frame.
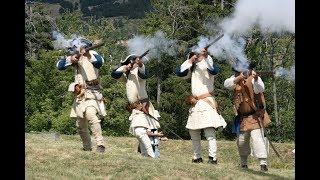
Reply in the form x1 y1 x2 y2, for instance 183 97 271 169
239 111 256 117
126 98 150 114
86 79 99 86
195 92 214 100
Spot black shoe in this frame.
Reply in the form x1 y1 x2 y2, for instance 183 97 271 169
241 165 248 169
260 165 268 172
192 157 203 163
82 147 92 151
207 157 217 164
96 145 105 153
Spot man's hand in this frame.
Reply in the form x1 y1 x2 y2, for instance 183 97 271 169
251 70 259 81
80 47 91 59
188 54 198 64
197 49 208 61
135 58 143 67
233 72 246 84
157 131 164 137
124 63 133 71
200 48 208 58
71 54 79 64
71 47 91 64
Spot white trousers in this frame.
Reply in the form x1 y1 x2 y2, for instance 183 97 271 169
134 127 155 158
237 128 268 165
189 127 217 160
76 106 104 149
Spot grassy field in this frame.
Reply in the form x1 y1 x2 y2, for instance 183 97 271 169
25 133 295 180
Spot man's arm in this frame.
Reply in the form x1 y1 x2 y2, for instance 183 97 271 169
252 76 265 94
137 64 148 79
135 58 148 79
147 131 164 137
175 59 193 78
56 56 73 70
205 55 219 75
87 50 104 69
224 75 237 90
111 66 126 79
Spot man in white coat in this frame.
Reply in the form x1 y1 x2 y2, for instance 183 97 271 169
57 38 106 153
111 54 160 158
175 48 225 164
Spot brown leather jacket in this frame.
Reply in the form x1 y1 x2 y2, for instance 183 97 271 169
233 76 271 131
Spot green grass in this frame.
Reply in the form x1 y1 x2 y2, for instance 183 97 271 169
25 133 295 180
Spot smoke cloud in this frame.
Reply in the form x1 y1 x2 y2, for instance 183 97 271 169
275 66 295 81
127 31 178 62
191 34 249 71
191 0 295 73
219 0 295 35
52 31 89 54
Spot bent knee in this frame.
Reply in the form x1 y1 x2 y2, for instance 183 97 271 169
134 127 147 138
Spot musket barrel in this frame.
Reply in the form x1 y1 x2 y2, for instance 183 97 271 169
74 42 105 58
204 34 224 50
85 42 105 51
138 49 150 59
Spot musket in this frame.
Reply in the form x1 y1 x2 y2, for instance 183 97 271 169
74 42 105 58
138 49 150 59
130 49 150 65
259 117 282 161
204 34 224 50
243 70 274 78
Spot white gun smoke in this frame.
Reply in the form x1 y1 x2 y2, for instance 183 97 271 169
191 34 249 71
191 0 295 74
275 66 295 81
219 0 295 35
127 31 178 62
52 31 88 54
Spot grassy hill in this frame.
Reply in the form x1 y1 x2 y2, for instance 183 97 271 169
25 133 295 179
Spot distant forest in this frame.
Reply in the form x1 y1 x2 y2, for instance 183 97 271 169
34 0 152 18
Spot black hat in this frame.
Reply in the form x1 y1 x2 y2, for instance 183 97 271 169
68 38 93 53
120 54 138 65
79 38 93 49
248 62 256 70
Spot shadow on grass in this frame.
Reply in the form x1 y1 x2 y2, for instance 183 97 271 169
240 168 293 180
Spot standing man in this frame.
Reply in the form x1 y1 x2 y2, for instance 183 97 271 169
223 64 271 171
175 48 223 164
111 54 160 158
57 38 106 153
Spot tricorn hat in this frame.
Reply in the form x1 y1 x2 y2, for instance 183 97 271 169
68 38 93 54
120 54 138 65
68 82 79 92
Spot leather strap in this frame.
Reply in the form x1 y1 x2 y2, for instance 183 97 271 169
195 92 214 100
202 98 216 110
196 92 223 115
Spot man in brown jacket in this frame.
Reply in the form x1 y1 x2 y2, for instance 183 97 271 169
224 64 271 172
